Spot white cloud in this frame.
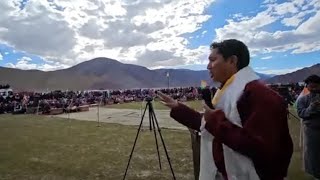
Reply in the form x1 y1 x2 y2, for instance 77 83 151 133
214 0 320 56
201 30 207 37
6 60 37 70
202 30 207 35
232 13 243 19
6 60 69 71
5 56 69 71
261 56 272 60
281 16 303 27
0 0 215 69
256 67 303 75
263 0 277 4
1 0 318 71
0 0 77 65
183 45 209 65
296 10 320 34
215 10 279 43
136 49 178 66
254 67 268 70
37 63 70 71
4 52 9 55
272 2 299 15
283 8 319 27
232 13 250 21
20 56 32 62
0 52 3 60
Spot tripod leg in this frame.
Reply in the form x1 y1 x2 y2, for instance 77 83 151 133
150 109 162 170
151 110 176 180
122 103 148 180
149 108 152 131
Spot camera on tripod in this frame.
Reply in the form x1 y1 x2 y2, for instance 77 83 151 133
123 93 176 180
144 96 153 102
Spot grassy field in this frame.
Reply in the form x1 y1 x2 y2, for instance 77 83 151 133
0 101 313 180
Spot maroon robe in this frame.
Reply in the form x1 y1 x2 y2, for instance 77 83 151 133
170 80 293 180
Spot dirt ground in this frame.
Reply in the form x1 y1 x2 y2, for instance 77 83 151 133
53 107 187 130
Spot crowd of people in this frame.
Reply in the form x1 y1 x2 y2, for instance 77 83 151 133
0 86 205 114
0 83 304 115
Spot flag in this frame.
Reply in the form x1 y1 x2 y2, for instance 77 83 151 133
200 80 207 89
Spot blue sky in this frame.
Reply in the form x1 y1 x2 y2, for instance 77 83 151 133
0 0 319 74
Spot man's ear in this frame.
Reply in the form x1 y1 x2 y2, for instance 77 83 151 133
229 55 238 68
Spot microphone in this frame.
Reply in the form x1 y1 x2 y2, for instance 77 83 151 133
202 88 214 109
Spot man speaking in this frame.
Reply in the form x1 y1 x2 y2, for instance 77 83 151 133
158 39 293 180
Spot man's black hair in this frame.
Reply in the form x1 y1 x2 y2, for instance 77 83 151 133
210 39 250 70
304 74 320 85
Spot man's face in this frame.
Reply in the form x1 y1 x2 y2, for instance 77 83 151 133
207 48 237 84
307 83 320 94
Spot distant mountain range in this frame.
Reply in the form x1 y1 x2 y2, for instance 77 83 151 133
0 57 318 91
265 63 320 84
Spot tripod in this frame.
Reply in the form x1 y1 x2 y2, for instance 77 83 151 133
122 98 176 180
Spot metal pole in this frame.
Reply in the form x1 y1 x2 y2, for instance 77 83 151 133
97 98 102 127
167 71 170 89
97 104 100 126
36 102 40 115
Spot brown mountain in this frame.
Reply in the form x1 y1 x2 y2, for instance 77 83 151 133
1 57 310 91
266 63 320 84
0 57 211 91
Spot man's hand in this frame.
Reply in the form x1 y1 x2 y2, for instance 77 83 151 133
203 102 216 122
202 102 227 135
157 91 178 109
